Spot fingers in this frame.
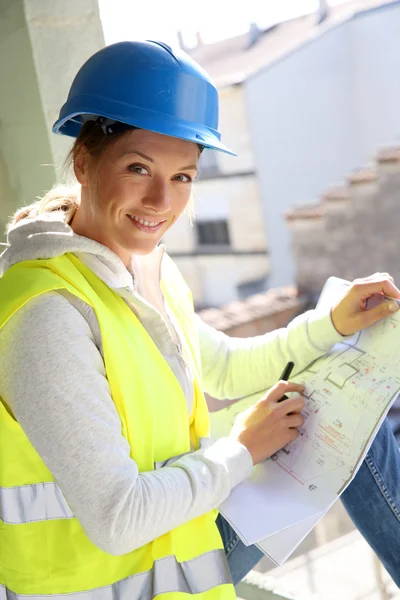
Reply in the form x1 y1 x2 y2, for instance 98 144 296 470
288 429 300 442
351 274 400 301
287 413 305 429
358 298 400 328
357 272 394 284
264 380 304 401
279 394 305 415
258 382 305 415
332 272 400 336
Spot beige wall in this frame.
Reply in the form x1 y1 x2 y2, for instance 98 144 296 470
228 177 266 251
162 82 269 308
161 212 194 254
175 253 270 308
163 175 267 251
162 173 269 307
213 84 255 175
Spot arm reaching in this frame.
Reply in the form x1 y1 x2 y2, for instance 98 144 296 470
197 309 343 400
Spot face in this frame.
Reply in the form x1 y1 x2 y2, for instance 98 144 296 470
73 129 199 265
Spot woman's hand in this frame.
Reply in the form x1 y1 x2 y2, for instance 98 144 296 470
331 273 400 337
230 381 305 465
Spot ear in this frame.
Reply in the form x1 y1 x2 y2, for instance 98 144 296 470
73 145 90 187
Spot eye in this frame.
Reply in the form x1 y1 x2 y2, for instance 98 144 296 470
173 173 193 183
128 163 149 175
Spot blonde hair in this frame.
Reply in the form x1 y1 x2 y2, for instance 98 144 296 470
6 120 197 233
6 121 114 233
7 185 81 233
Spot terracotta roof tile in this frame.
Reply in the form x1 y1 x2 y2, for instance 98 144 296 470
197 287 302 331
377 146 400 164
322 186 350 202
285 204 324 221
188 0 396 87
347 167 378 185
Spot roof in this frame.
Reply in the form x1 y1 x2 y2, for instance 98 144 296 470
197 286 302 332
283 142 400 223
285 203 324 221
189 0 400 87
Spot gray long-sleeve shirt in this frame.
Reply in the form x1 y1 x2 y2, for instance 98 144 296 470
0 215 344 555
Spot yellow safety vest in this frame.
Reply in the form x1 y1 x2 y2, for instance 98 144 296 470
0 252 236 599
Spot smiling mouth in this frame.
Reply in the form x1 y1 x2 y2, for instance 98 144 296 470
127 214 167 233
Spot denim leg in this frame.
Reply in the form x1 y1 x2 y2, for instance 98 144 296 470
216 513 264 585
341 418 400 586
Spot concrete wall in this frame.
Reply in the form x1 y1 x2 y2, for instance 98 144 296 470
23 0 105 168
246 1 400 289
0 0 55 239
286 149 400 295
0 0 104 241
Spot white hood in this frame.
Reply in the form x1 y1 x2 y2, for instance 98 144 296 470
0 213 157 290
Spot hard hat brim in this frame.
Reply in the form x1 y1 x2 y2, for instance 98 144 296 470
52 98 237 157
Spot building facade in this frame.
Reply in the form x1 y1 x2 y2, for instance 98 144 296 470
162 84 269 308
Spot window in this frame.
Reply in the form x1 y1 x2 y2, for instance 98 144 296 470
196 220 231 247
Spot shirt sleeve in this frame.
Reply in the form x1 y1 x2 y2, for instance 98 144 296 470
196 309 344 400
0 292 252 556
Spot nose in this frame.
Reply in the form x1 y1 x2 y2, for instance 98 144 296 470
142 176 171 214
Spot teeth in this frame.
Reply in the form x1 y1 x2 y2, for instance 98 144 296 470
129 215 162 228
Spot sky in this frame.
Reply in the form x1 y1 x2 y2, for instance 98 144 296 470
98 0 350 48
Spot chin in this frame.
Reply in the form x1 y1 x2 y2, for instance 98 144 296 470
125 240 160 256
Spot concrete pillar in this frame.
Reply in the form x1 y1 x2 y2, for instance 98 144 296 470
23 0 105 167
0 0 104 241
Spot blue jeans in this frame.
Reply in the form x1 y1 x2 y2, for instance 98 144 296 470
218 418 400 587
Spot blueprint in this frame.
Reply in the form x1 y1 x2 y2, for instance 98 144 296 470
212 277 400 564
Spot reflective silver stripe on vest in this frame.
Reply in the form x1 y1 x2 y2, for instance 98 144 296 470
0 549 232 598
0 483 74 524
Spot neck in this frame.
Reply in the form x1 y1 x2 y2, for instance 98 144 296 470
69 207 131 268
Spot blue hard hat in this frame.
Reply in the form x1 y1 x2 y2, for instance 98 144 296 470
53 40 236 156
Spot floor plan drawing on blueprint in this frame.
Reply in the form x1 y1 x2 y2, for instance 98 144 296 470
272 336 400 496
211 277 400 563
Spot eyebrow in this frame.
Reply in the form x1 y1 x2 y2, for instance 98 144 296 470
121 150 198 171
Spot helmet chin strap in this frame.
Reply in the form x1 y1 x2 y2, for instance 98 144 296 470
94 117 138 136
79 114 137 136
90 116 204 152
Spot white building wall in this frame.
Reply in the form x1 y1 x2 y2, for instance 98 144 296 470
246 1 400 288
245 21 359 288
352 5 400 157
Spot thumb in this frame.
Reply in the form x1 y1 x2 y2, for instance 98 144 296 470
361 299 399 328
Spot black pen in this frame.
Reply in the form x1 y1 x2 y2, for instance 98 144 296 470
277 361 295 403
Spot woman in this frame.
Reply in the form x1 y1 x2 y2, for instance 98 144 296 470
0 40 399 598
